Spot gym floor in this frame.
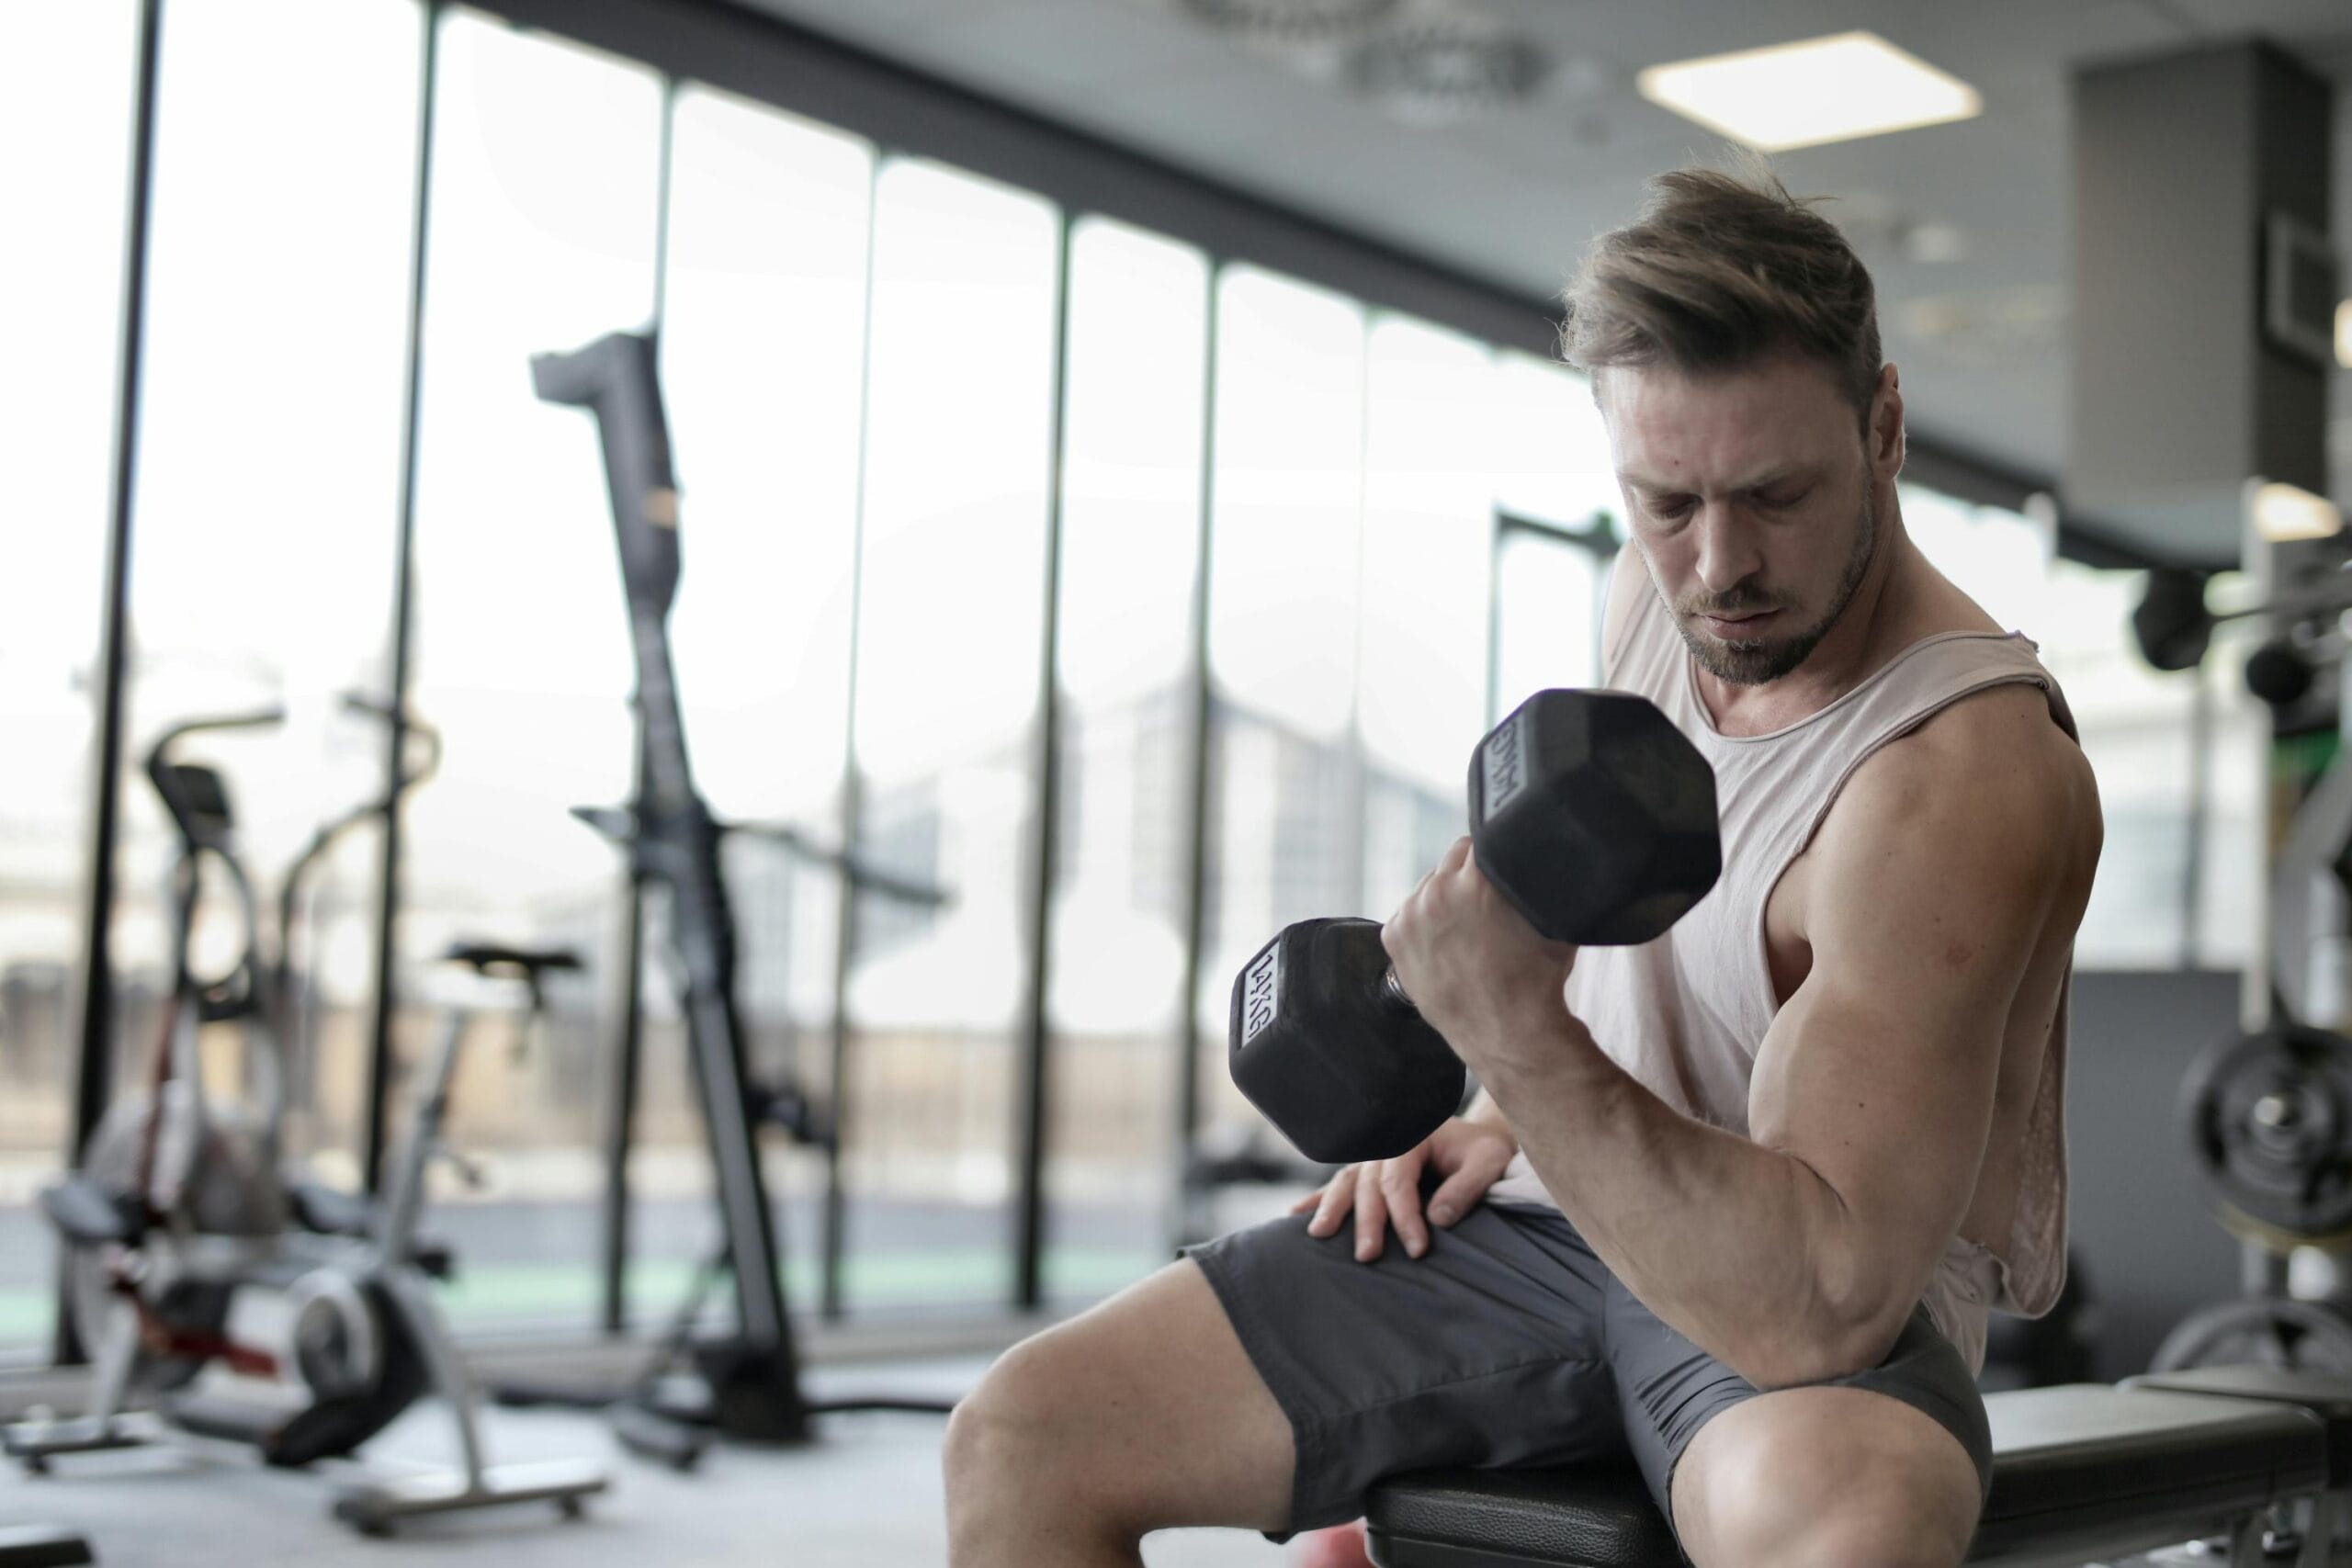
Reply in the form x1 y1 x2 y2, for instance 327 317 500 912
0 1357 1280 1566
0 1358 2294 1568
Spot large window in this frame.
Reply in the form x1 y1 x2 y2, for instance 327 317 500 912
842 159 1060 1314
1194 267 1368 1152
1356 318 1495 921
402 10 662 1331
656 85 874 1314
0 0 142 1358
116 0 422 1205
1492 523 1607 722
1042 218 1209 1302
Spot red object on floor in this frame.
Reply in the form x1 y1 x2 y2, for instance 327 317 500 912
1290 1517 1374 1568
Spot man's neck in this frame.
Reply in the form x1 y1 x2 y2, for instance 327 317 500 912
1693 526 1920 739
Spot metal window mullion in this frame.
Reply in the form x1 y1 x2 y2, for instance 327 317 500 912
1170 265 1223 1253
595 69 679 1339
820 151 886 1321
1342 310 1374 919
360 0 443 1200
1013 211 1076 1311
59 0 167 1367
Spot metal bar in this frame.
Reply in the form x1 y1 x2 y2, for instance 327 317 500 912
360 0 443 1197
597 70 677 1341
2182 657 2211 970
1485 511 1506 728
1342 310 1372 919
1012 213 1075 1310
820 153 884 1321
1169 269 1223 1253
57 0 165 1366
598 778 649 1335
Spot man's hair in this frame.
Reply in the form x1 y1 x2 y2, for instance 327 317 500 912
1560 163 1882 425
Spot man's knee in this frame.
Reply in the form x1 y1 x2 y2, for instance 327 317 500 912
944 1258 1295 1552
945 1332 1091 1497
1679 1393 1980 1568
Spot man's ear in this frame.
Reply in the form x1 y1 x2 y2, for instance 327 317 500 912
1870 363 1905 478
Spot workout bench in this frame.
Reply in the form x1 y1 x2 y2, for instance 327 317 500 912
1364 1367 2352 1567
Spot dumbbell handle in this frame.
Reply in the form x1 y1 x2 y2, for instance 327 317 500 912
1378 965 1414 1012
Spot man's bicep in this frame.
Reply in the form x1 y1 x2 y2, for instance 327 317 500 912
1748 742 2066 1314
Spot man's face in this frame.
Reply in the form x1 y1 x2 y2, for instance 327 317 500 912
1600 355 1889 686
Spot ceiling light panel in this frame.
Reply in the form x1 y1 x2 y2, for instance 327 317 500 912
1635 31 1983 152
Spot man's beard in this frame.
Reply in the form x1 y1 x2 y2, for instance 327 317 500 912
1668 487 1878 687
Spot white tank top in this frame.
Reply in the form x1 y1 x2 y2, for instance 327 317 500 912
1484 577 2075 1375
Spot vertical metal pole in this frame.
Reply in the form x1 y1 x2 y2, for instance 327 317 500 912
1169 271 1223 1254
2242 489 2280 1036
1485 515 1508 728
598 73 677 1340
360 0 442 1197
2182 661 2212 971
821 155 884 1321
1012 215 1074 1310
1340 314 1373 919
600 846 648 1334
59 0 166 1367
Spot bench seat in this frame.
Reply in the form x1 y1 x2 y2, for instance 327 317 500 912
1365 1383 2328 1568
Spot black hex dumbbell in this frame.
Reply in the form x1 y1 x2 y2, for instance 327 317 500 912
1228 689 1721 1165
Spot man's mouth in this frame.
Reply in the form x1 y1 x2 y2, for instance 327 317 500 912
1698 608 1779 639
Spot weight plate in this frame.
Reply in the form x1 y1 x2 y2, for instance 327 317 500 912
2183 1023 2352 1247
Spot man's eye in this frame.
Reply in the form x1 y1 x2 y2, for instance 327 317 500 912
1758 488 1810 509
1652 497 1695 520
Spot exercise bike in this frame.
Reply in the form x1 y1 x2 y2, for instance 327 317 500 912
4 708 605 1533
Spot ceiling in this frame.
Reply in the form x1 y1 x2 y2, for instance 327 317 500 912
720 0 2352 523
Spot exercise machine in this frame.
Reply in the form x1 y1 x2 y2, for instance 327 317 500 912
501 330 951 1467
5 712 605 1532
2138 520 2352 1382
0 1529 93 1568
330 942 609 1535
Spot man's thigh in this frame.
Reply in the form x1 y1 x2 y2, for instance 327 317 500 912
1184 1200 1624 1535
1604 1280 1992 1562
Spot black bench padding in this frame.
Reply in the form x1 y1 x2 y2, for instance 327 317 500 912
1366 1461 1680 1568
1972 1384 2323 1557
1366 1383 2327 1568
2129 1364 2352 1487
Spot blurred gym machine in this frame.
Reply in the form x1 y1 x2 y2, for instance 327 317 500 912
0 1529 92 1567
498 331 954 1468
2132 487 2352 1375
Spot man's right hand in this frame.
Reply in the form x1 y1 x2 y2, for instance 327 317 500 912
1290 1115 1519 1263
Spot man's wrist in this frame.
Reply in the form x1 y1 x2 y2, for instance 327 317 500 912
1464 1003 1607 1093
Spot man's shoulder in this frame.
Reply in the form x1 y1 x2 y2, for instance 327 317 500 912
1824 681 2101 900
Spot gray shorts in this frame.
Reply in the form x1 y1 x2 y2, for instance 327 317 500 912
1182 1194 1992 1540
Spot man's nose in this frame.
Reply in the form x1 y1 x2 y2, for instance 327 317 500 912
1690 503 1765 597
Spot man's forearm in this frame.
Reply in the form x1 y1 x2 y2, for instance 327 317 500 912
1476 1014 1898 1388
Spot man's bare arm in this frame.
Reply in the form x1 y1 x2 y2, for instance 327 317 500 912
1463 691 2093 1387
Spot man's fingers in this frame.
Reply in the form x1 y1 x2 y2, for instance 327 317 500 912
1425 1130 1513 1225
1306 1167 1357 1237
1425 1168 1492 1227
1352 1165 1391 1262
1379 1159 1430 1258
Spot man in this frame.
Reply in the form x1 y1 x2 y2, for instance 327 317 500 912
943 164 2101 1568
